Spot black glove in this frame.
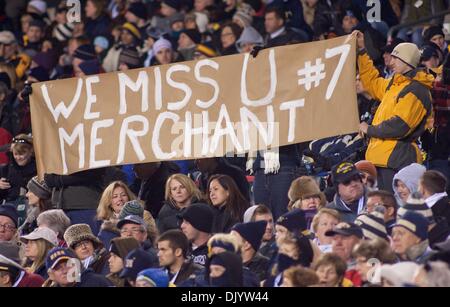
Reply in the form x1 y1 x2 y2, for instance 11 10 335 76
19 81 33 103
297 235 314 268
44 173 63 188
250 46 264 58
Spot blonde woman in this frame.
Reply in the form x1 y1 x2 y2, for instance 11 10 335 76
311 208 340 253
157 174 204 233
20 227 58 279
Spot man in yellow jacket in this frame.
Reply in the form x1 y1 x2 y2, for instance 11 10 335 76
354 31 433 193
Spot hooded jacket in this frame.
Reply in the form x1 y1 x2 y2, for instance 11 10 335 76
358 51 434 170
392 163 426 204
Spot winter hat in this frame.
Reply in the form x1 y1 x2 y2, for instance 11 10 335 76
119 200 144 220
54 23 74 42
119 47 143 69
180 29 202 45
29 19 46 31
127 2 148 20
231 221 267 251
121 22 142 41
162 0 180 10
379 262 420 287
287 176 326 210
33 51 58 73
276 209 307 233
354 207 388 241
381 38 405 53
146 27 166 40
119 248 158 280
233 9 253 28
136 268 169 287
391 43 421 69
64 224 102 249
423 26 445 43
45 247 77 271
28 0 47 15
420 42 442 62
355 160 377 180
94 36 109 51
194 12 209 33
0 72 11 89
28 66 49 82
153 38 172 54
27 176 51 200
169 12 185 26
109 237 140 260
0 204 19 228
236 26 263 52
79 59 101 75
325 222 364 239
178 203 214 233
331 162 361 186
393 211 429 241
194 44 217 58
0 31 17 45
397 192 435 224
243 205 258 223
0 241 21 267
209 251 243 287
73 44 97 61
393 163 427 202
117 215 147 229
20 227 58 246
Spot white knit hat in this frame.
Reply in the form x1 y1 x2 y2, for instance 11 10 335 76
28 0 48 14
391 43 421 68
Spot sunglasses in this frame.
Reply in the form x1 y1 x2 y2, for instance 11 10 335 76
341 175 361 186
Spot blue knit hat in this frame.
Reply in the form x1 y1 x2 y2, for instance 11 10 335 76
73 44 97 61
94 36 109 50
231 220 267 251
276 209 307 233
79 59 101 76
119 248 158 280
355 207 388 241
0 204 19 228
393 211 429 241
136 268 169 287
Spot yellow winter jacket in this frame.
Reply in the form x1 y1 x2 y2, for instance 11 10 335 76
358 51 434 170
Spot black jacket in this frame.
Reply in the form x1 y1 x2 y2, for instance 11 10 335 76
157 201 185 234
211 205 241 234
188 243 209 267
75 268 114 287
432 196 450 228
265 27 306 48
173 261 203 286
244 252 270 282
0 157 36 202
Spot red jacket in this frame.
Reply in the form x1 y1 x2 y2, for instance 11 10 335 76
16 271 45 287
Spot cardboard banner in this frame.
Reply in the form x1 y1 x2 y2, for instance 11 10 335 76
30 35 358 176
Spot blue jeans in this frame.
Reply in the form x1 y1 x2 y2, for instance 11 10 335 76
65 209 101 235
253 167 298 220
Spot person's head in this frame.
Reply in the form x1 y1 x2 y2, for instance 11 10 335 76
10 134 33 166
36 209 71 240
264 7 285 34
390 43 421 74
355 208 389 241
275 209 307 246
120 22 141 46
208 174 249 221
0 241 22 287
108 237 140 274
0 205 18 242
125 2 148 24
118 215 148 243
281 266 319 287
46 247 80 287
119 248 158 285
314 253 347 287
178 30 201 50
26 176 52 212
208 251 243 287
85 0 106 19
161 0 179 17
381 38 405 70
165 174 202 207
93 36 109 54
207 233 241 256
311 208 340 246
27 0 47 15
419 170 448 199
326 222 363 262
97 181 136 220
420 43 443 69
366 190 398 222
118 47 142 71
355 160 377 189
72 43 97 77
135 268 169 287
233 6 253 29
352 238 396 282
153 38 174 65
332 162 364 204
231 220 267 256
341 10 359 34
393 163 426 204
0 31 18 60
64 224 102 260
220 22 242 50
248 205 274 242
21 228 57 273
26 20 45 44
179 203 213 244
288 176 326 211
133 162 161 180
392 211 429 259
194 0 214 12
157 230 189 269
423 26 446 51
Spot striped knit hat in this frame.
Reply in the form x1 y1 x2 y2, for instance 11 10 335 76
355 207 388 241
397 192 434 224
53 22 74 42
27 176 51 200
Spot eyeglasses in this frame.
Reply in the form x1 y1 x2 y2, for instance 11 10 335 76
120 228 144 235
73 240 92 249
0 223 16 232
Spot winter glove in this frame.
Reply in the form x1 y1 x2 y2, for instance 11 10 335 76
19 81 33 103
250 46 264 58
